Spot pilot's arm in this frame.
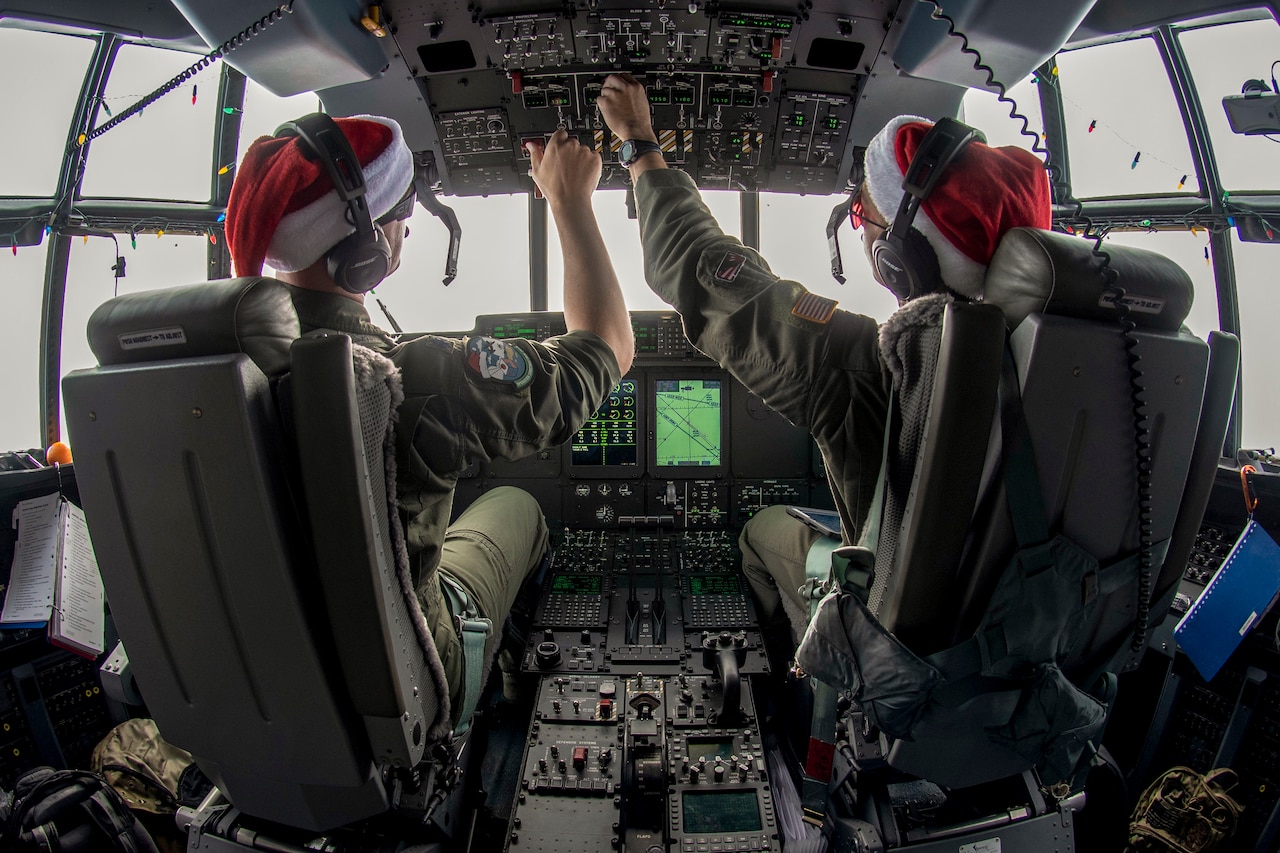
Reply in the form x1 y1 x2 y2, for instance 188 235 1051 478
528 129 634 376
597 74 886 437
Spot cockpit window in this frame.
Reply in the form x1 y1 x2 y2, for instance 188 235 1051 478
548 189 742 315
0 28 94 198
0 249 46 452
79 42 220 202
760 192 899 322
236 78 322 165
1179 17 1280 194
375 194 530 332
1231 234 1280 449
961 76 1045 155
1057 37 1201 199
59 235 209 439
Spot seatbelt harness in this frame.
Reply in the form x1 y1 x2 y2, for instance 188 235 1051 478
439 573 493 736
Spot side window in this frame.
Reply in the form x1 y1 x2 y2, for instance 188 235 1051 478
80 43 220 201
0 248 50 452
961 76 1045 153
1230 236 1279 450
1055 38 1200 199
236 79 322 163
60 236 210 438
0 29 94 197
1101 230 1220 338
1179 18 1280 194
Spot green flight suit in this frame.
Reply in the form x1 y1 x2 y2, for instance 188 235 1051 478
632 169 892 628
290 289 620 724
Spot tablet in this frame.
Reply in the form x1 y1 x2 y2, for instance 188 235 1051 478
785 506 842 538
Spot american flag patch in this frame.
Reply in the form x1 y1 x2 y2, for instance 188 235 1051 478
791 293 838 324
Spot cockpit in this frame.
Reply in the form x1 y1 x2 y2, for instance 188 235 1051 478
2 2 1280 852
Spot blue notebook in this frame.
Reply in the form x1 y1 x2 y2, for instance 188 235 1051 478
1175 519 1280 682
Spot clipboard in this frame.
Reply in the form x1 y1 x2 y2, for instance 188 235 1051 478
1174 519 1280 682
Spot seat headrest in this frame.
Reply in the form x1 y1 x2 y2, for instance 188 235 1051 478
983 228 1193 332
87 277 301 376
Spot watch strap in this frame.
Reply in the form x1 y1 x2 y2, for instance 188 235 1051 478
620 139 662 166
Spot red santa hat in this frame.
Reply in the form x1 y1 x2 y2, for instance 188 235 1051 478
226 114 413 276
862 115 1052 298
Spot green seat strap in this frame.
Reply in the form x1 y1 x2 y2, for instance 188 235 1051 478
439 573 493 736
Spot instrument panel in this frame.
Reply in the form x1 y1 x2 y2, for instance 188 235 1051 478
454 311 827 530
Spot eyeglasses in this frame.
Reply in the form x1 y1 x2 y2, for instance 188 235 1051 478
376 186 416 225
850 194 888 231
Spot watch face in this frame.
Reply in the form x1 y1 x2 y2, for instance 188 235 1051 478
619 140 660 166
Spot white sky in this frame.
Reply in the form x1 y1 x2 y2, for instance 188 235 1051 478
0 19 1277 454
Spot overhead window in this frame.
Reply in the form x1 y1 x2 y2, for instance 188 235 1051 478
1179 18 1280 194
1056 38 1200 199
80 43 220 201
0 29 94 198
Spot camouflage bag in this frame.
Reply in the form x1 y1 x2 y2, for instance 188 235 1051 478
1127 766 1243 853
91 719 212 815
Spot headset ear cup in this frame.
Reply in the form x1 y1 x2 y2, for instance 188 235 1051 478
871 236 916 302
327 227 393 294
872 227 942 302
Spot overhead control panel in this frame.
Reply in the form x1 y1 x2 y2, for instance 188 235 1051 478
386 0 897 195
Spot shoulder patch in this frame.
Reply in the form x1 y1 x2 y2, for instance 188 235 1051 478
714 251 748 282
465 336 533 388
791 292 838 324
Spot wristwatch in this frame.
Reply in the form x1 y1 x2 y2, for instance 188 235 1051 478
618 138 662 167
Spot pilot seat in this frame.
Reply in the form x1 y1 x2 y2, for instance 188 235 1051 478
792 227 1240 850
62 278 472 850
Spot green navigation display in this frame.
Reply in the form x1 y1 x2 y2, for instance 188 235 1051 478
654 379 722 467
572 379 638 466
550 574 602 595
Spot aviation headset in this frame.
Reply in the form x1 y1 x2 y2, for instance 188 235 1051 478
870 116 985 302
273 113 393 294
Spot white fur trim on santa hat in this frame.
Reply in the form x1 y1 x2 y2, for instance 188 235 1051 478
863 115 987 299
265 114 414 273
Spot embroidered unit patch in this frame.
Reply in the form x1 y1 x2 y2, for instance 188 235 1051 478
714 251 748 282
791 292 838 324
466 336 533 388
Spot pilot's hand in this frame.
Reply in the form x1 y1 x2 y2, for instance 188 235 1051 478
527 129 601 208
597 74 657 143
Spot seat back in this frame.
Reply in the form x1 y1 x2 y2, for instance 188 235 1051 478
869 229 1238 787
62 278 447 831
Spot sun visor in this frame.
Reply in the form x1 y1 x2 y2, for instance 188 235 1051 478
170 0 389 97
889 0 1097 91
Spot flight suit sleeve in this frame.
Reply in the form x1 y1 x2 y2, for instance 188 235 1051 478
397 329 621 474
633 168 884 434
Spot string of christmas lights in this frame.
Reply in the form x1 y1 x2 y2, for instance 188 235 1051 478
1034 64 1197 190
